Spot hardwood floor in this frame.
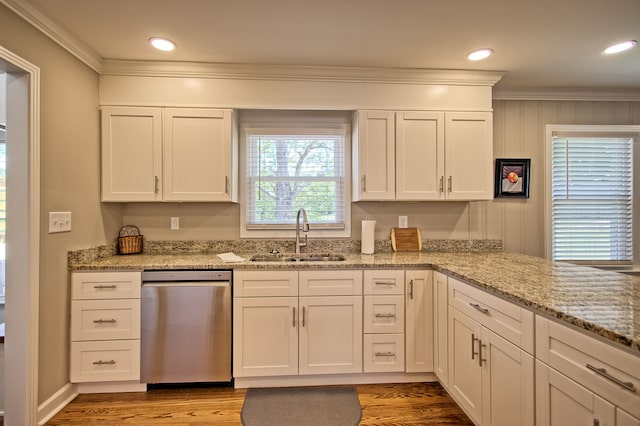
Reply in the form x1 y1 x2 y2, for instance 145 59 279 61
46 382 472 425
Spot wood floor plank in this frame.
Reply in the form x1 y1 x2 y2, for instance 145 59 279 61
46 382 472 425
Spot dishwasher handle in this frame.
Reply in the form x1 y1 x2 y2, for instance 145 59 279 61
142 281 231 288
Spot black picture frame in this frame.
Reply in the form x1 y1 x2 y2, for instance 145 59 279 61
494 158 530 198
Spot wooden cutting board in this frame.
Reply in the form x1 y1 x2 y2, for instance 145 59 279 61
390 228 422 252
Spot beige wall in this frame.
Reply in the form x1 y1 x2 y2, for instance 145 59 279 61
0 4 120 404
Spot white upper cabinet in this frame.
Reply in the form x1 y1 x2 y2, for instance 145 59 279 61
444 112 493 200
101 106 237 202
353 110 493 201
163 108 236 201
352 111 396 201
101 107 163 201
396 111 445 200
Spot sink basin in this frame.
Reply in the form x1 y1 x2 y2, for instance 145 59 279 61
250 253 347 262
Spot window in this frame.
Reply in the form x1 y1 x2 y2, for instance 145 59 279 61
240 121 350 238
546 125 639 266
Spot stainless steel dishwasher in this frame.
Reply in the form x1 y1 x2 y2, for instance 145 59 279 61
141 270 232 384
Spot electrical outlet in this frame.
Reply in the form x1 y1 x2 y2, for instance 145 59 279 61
49 212 72 233
399 216 408 228
171 217 180 230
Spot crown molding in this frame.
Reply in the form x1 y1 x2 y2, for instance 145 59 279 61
1 0 103 72
101 59 505 86
493 88 640 102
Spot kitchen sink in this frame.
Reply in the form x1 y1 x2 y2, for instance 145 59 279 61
250 253 347 262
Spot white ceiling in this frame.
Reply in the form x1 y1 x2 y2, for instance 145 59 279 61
9 0 640 97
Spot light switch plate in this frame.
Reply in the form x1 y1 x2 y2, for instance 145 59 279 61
49 212 72 233
171 217 179 230
399 216 408 228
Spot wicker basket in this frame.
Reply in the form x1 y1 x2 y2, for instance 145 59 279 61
118 225 143 255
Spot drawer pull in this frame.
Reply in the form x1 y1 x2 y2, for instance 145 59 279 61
374 352 395 357
292 307 296 327
302 306 306 327
92 360 116 366
93 284 117 290
586 364 636 393
374 313 396 318
92 319 117 324
593 420 599 426
408 279 414 299
374 281 396 286
469 303 489 314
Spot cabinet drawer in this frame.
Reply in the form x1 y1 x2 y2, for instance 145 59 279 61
299 270 362 296
70 340 140 383
449 277 533 353
363 270 404 295
364 295 405 334
72 271 141 300
71 299 141 341
233 270 298 297
363 334 405 372
536 316 640 419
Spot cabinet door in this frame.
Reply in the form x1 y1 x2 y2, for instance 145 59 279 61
444 112 493 200
396 111 445 200
482 328 534 426
617 409 640 426
101 107 162 201
298 296 363 375
163 108 236 202
433 271 448 384
352 110 395 201
536 360 616 426
405 270 434 373
233 297 298 377
448 308 482 424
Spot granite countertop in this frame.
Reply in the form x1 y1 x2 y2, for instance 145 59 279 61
69 247 640 355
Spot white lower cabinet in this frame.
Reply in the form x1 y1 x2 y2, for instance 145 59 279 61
536 316 640 425
233 270 362 378
447 276 534 426
299 295 363 375
363 270 405 372
433 271 448 384
70 271 143 391
536 360 616 426
405 270 433 373
233 297 299 377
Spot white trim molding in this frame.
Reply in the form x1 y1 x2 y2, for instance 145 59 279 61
0 44 41 426
0 0 103 72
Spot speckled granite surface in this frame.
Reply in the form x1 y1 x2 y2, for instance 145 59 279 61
68 241 640 354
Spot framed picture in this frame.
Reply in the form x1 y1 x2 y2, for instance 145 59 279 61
494 158 530 198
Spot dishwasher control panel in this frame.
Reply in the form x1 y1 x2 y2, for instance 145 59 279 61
142 270 232 282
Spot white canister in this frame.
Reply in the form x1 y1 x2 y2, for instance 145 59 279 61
361 219 376 254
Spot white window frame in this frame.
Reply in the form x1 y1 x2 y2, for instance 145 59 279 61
240 122 351 239
545 124 640 270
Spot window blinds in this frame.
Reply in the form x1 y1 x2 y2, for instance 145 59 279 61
551 136 633 264
245 131 346 229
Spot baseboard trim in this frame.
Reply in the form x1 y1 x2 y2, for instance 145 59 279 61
234 372 437 389
37 382 77 426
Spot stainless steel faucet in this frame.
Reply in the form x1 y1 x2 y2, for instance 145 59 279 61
295 208 309 254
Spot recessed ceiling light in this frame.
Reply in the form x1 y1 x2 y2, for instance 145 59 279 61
467 48 494 61
149 37 176 52
603 40 637 55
